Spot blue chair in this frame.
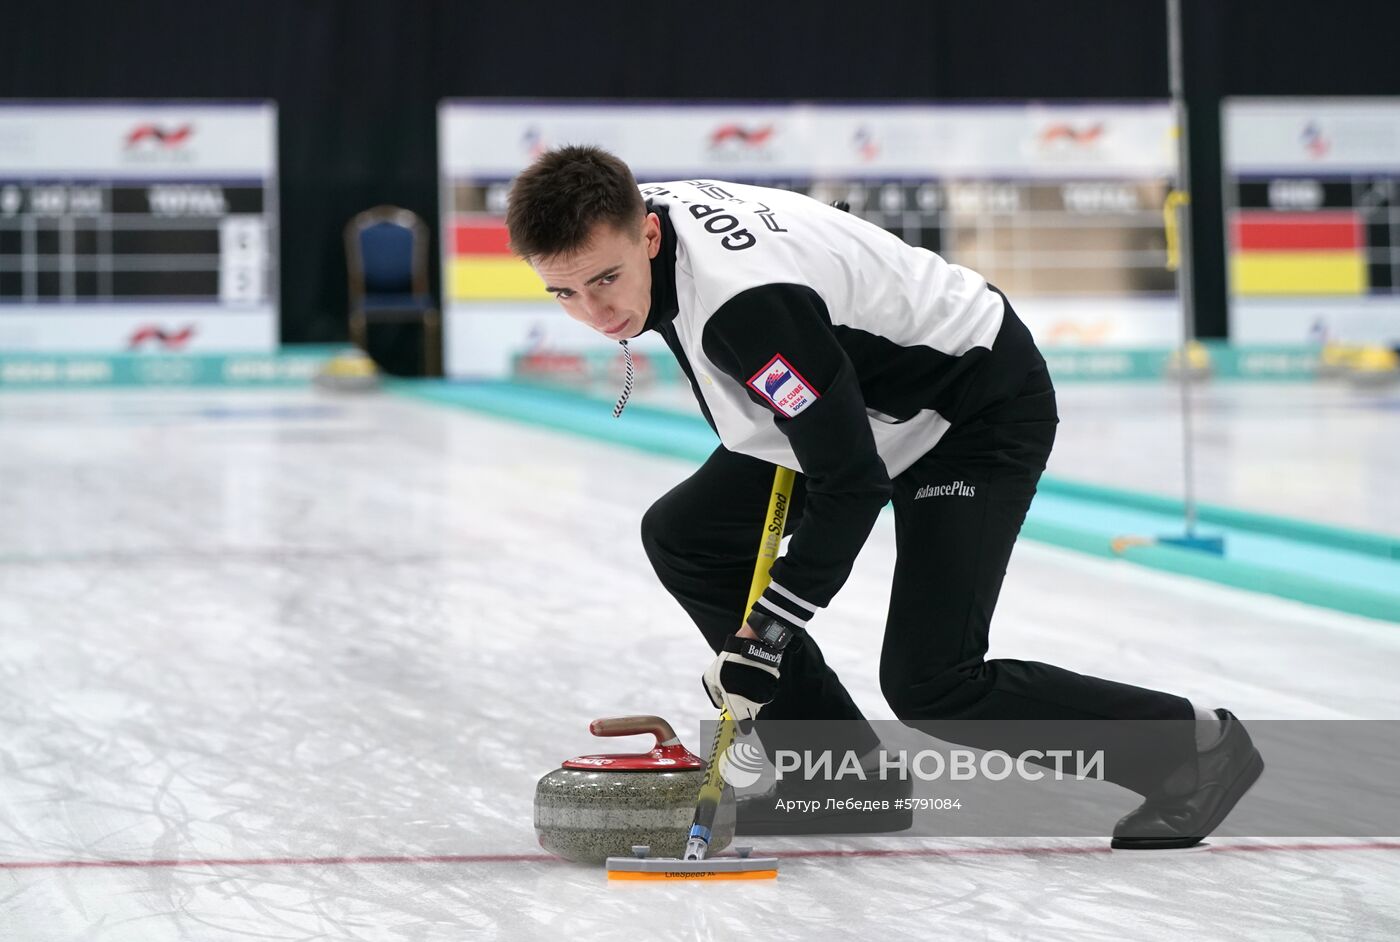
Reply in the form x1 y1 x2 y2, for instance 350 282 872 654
345 206 440 375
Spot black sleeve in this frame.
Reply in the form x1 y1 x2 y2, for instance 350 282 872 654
702 283 893 635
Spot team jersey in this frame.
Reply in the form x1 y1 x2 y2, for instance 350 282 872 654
637 179 1044 635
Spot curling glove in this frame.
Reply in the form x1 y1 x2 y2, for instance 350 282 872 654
702 635 784 724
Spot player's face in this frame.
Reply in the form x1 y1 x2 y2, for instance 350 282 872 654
531 214 661 341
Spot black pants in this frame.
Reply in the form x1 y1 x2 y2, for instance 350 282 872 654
641 365 1196 796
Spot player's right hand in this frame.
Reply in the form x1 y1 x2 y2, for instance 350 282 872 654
702 634 784 724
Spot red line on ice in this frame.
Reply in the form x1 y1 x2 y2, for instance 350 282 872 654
0 852 561 871
4 841 1399 872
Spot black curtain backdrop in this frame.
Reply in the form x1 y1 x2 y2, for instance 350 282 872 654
5 0 1400 352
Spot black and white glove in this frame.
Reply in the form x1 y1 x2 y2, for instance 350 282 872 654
702 614 796 724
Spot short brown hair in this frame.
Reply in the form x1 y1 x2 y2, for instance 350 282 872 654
505 145 646 260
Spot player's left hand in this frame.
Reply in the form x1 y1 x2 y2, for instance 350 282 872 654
702 634 784 724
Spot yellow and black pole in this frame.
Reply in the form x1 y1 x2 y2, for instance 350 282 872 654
683 464 796 861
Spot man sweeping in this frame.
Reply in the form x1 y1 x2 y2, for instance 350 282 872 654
505 144 1262 849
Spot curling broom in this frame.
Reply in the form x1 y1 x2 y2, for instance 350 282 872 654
606 464 794 881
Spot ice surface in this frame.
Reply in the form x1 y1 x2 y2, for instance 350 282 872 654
2 388 1398 941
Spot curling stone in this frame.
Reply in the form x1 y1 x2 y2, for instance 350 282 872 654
1317 341 1362 378
1345 345 1400 388
312 348 380 391
534 715 735 865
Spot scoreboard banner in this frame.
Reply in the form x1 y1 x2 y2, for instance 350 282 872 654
441 103 1177 179
439 101 1181 379
0 102 278 353
1223 98 1400 343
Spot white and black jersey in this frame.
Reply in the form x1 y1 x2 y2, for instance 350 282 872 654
638 179 1045 635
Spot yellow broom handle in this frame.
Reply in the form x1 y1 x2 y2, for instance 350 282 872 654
684 464 797 861
746 465 797 613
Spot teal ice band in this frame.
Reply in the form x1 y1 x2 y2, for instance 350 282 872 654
0 342 1327 391
0 346 357 389
395 380 1400 625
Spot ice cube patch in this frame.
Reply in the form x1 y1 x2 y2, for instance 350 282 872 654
748 354 819 418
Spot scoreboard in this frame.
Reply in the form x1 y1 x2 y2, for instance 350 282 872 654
439 102 1180 379
0 103 277 353
1224 98 1400 343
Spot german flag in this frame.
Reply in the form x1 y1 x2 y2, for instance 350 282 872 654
1231 211 1367 296
447 218 550 301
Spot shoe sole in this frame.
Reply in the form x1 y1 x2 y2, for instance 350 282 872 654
1110 748 1264 851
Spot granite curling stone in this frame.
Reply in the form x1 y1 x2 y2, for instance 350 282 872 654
535 715 735 864
312 348 381 391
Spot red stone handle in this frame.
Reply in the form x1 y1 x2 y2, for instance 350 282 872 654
588 715 681 746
